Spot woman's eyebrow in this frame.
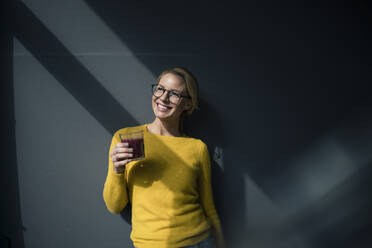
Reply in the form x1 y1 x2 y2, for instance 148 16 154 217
158 84 181 93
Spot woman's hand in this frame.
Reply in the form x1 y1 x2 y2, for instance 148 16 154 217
110 142 133 174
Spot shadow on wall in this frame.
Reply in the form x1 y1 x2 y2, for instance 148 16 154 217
14 2 139 232
1 1 25 247
14 1 137 135
13 0 137 236
184 98 247 245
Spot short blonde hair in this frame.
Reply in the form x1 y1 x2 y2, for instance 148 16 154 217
156 67 199 116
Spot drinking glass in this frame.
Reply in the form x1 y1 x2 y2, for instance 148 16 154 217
119 130 145 160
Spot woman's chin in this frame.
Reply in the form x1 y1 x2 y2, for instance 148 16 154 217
155 111 169 118
155 112 179 121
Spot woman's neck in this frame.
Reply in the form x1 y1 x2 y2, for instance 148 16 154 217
148 118 183 137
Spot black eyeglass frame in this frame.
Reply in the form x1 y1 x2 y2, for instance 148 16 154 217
151 84 191 102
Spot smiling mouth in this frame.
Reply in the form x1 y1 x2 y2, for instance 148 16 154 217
157 103 172 111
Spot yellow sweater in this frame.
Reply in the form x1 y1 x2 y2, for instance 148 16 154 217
103 124 225 248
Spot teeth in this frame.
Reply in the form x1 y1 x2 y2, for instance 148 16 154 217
158 104 170 110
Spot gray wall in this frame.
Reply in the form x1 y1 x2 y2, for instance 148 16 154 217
4 0 372 248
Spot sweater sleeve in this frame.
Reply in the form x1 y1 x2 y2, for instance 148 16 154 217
198 142 226 248
102 131 129 214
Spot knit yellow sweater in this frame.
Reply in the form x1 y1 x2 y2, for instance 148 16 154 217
103 124 225 248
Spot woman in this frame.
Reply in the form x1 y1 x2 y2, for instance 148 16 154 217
103 67 225 248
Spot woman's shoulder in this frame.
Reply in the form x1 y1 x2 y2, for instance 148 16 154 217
182 136 207 149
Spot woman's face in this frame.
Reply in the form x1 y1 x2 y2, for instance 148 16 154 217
152 73 192 123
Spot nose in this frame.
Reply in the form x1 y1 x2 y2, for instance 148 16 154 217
159 90 170 102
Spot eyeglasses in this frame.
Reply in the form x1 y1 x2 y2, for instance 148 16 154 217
151 84 191 104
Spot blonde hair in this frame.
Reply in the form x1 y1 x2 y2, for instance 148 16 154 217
156 67 199 116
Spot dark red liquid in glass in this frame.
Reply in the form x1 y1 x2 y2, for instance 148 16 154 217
122 138 144 159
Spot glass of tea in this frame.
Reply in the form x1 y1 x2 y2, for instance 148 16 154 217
119 130 145 160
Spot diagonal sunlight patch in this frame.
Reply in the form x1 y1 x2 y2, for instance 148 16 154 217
272 133 366 217
243 173 313 248
20 0 155 124
13 39 133 248
14 1 139 134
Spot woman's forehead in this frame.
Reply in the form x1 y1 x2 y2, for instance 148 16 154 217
159 73 186 90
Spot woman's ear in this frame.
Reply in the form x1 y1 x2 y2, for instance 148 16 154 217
184 101 192 111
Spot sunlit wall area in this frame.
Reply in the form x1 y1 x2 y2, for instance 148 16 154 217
13 0 154 247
